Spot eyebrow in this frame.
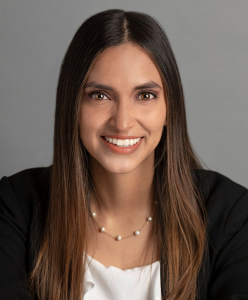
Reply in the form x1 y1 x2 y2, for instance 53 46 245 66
84 80 162 91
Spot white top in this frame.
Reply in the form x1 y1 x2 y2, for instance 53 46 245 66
82 253 161 300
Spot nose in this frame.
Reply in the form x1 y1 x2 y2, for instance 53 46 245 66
109 98 136 132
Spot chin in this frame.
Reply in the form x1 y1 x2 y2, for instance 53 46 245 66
100 161 137 175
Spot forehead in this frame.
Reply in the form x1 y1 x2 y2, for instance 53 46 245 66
86 43 163 87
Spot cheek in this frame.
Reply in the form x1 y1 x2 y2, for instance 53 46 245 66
79 105 105 144
146 105 166 132
79 106 94 144
142 104 166 146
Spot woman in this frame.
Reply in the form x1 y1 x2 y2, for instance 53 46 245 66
0 9 247 300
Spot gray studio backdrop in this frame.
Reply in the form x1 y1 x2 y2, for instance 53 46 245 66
0 0 248 187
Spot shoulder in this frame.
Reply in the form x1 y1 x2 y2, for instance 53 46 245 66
193 168 248 222
3 166 52 189
193 169 247 209
0 166 52 226
193 168 248 250
193 168 247 199
193 170 248 297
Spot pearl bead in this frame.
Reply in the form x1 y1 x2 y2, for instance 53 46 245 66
116 235 122 241
92 212 96 217
100 227 105 232
147 217 152 222
134 231 140 236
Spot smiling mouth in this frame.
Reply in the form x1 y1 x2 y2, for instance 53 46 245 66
102 136 143 147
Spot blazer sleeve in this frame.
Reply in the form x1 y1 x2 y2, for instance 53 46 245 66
208 189 248 300
0 176 34 299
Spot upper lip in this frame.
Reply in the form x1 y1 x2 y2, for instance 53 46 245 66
102 135 144 139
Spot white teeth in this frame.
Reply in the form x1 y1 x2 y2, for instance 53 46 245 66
103 137 142 147
123 139 129 146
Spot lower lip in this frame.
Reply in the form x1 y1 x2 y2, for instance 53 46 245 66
101 137 144 154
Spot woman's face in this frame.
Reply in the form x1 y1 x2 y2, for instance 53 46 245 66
79 42 166 174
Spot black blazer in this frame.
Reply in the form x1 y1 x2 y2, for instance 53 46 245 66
0 166 248 300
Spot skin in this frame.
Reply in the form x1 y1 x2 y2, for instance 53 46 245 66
79 42 166 269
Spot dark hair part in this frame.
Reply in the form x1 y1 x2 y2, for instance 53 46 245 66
28 9 207 300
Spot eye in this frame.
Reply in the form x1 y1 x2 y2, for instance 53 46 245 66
137 91 157 101
86 90 158 101
87 91 109 100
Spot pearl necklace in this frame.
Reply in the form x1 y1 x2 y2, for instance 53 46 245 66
91 202 157 241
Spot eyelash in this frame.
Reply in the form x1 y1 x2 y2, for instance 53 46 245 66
86 90 158 101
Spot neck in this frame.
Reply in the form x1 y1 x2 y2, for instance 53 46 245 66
89 157 155 217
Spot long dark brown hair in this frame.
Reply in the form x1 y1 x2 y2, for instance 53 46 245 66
28 9 207 300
